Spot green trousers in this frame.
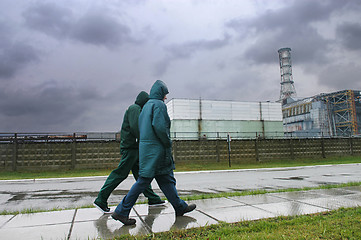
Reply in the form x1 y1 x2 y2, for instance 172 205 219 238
95 148 161 204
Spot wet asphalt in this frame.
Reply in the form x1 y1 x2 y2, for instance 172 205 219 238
1 163 360 212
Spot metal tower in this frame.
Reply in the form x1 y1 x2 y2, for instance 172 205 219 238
278 48 296 101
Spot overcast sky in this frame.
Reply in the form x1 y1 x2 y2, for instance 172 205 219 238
1 0 361 132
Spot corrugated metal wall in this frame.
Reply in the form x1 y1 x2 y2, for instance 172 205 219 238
167 99 282 121
166 99 283 139
170 120 284 139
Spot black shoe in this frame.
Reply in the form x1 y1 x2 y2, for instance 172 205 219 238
93 201 110 214
111 212 136 225
148 200 166 206
176 204 196 216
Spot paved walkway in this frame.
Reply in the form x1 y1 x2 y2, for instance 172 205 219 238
1 186 360 239
2 163 361 213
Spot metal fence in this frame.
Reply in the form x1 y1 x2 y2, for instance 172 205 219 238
170 131 361 140
0 133 120 171
1 132 360 171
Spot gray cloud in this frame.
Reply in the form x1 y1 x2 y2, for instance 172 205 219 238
337 22 361 50
227 0 357 65
318 63 361 90
155 34 230 76
0 43 39 79
166 34 231 59
243 26 330 65
71 13 132 48
0 34 40 80
22 2 73 38
0 20 40 80
0 81 101 131
0 21 12 47
22 2 134 49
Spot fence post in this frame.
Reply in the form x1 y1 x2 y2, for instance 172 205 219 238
227 133 231 167
12 133 18 171
71 133 76 169
321 137 326 158
349 137 354 155
289 138 294 160
255 132 260 162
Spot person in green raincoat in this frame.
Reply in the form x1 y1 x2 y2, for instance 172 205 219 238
112 80 196 225
93 91 164 213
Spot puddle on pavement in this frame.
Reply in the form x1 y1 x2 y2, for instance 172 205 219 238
8 193 27 201
274 176 309 181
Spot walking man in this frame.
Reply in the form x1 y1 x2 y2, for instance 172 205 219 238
94 91 165 213
112 80 196 225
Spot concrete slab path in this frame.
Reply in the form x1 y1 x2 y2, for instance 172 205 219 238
1 186 360 240
1 163 361 212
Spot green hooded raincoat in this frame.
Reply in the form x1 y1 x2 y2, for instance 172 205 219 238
138 80 175 178
120 91 149 150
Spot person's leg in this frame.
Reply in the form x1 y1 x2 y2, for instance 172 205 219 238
95 149 137 207
114 176 153 217
131 161 163 204
154 172 188 215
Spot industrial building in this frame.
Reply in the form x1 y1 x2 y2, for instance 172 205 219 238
282 90 361 137
166 99 283 139
277 48 361 137
165 48 360 140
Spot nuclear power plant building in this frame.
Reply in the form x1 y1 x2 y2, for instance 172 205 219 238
282 90 361 137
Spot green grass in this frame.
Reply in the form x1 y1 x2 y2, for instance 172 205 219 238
0 168 114 180
180 181 361 202
1 155 360 180
112 207 361 240
175 155 361 172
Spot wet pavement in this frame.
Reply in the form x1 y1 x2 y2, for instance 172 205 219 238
1 186 361 239
1 163 361 212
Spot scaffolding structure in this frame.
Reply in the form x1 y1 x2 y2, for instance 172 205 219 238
282 90 361 137
278 48 296 101
322 90 359 136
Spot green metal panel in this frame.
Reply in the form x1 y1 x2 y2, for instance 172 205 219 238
170 120 283 139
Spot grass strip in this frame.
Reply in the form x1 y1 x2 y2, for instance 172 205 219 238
1 181 360 216
113 207 361 240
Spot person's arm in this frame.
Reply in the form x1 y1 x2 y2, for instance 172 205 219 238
152 105 171 148
128 107 141 138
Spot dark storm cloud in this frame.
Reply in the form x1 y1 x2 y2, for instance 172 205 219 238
166 34 231 59
22 2 134 49
155 34 230 76
0 81 101 131
0 42 39 79
243 26 330 65
227 0 356 65
336 22 361 50
0 21 40 80
71 13 133 48
22 2 73 38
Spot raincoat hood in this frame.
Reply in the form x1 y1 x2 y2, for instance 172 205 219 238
149 80 169 100
135 91 149 108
